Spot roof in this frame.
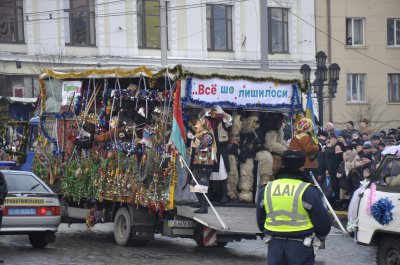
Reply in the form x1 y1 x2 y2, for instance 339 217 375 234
0 96 37 104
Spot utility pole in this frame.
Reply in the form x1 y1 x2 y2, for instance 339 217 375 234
260 0 269 71
160 0 167 66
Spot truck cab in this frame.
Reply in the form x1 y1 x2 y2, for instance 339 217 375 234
353 154 400 265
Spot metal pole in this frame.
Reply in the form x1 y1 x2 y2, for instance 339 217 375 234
260 0 269 71
328 96 333 122
178 154 229 231
160 0 167 66
318 82 324 127
309 171 347 234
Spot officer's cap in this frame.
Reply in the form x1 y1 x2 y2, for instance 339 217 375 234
282 150 306 169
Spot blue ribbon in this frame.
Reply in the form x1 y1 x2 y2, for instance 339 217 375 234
371 197 395 225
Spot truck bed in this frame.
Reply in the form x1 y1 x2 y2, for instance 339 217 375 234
176 205 261 235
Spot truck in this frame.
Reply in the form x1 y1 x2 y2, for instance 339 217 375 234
350 153 400 265
29 65 304 247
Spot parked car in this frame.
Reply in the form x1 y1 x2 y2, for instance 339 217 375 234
0 169 61 248
351 154 400 265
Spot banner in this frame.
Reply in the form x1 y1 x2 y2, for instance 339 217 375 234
187 77 297 108
61 81 82 106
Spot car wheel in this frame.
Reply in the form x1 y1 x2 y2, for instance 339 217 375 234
114 207 132 246
29 233 48 248
377 235 400 265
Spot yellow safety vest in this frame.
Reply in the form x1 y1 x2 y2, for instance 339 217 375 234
264 178 314 232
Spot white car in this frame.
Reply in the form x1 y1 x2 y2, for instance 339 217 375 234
1 170 61 248
351 154 400 265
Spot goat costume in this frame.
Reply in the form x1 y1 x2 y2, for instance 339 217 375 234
227 113 241 200
238 115 262 202
263 112 288 179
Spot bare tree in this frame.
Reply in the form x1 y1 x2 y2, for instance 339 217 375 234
347 97 390 131
29 47 77 96
30 47 77 74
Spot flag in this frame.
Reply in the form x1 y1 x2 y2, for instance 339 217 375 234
305 89 319 144
170 80 187 161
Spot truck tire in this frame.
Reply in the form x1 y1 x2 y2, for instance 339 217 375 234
29 232 48 248
377 235 400 265
114 207 132 246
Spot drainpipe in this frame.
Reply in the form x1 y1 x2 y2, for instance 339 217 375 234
260 0 269 71
160 0 167 67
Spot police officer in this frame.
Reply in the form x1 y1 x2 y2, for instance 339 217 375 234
256 150 331 265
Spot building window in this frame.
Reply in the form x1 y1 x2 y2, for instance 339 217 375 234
346 18 365 46
137 0 169 49
387 19 400 46
0 0 24 43
268 7 288 54
64 0 96 46
347 74 366 102
206 5 233 51
388 74 400 102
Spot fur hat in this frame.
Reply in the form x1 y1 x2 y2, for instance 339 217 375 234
281 150 306 169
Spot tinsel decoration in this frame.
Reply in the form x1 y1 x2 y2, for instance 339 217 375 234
40 112 74 156
371 197 395 225
41 67 154 81
181 70 304 92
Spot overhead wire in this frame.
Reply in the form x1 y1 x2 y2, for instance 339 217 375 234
3 0 244 45
1 0 248 23
272 0 400 72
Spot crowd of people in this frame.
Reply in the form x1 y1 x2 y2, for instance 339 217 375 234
313 119 400 210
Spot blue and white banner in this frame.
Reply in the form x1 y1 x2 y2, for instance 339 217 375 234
186 77 300 110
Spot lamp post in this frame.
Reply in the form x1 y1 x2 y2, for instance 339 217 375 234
300 51 340 127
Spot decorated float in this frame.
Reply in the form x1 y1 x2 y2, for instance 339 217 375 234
32 65 305 247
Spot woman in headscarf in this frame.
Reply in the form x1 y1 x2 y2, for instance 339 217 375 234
289 117 320 178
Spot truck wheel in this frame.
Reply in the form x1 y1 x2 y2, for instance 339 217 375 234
114 207 132 246
29 233 48 248
377 236 400 265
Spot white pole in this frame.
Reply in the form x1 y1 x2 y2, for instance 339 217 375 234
309 171 347 234
178 154 229 231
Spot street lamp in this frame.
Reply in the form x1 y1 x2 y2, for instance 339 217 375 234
300 51 340 126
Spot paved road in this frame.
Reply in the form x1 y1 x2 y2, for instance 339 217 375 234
0 223 375 265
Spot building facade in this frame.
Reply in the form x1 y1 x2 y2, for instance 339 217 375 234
316 0 400 131
0 0 316 98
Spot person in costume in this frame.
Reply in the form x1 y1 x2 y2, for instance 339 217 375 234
289 117 320 179
200 105 232 203
189 117 217 214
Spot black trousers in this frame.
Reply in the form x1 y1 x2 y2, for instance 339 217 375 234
268 238 315 265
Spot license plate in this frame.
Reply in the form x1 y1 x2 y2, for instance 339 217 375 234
168 220 194 228
8 208 37 216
